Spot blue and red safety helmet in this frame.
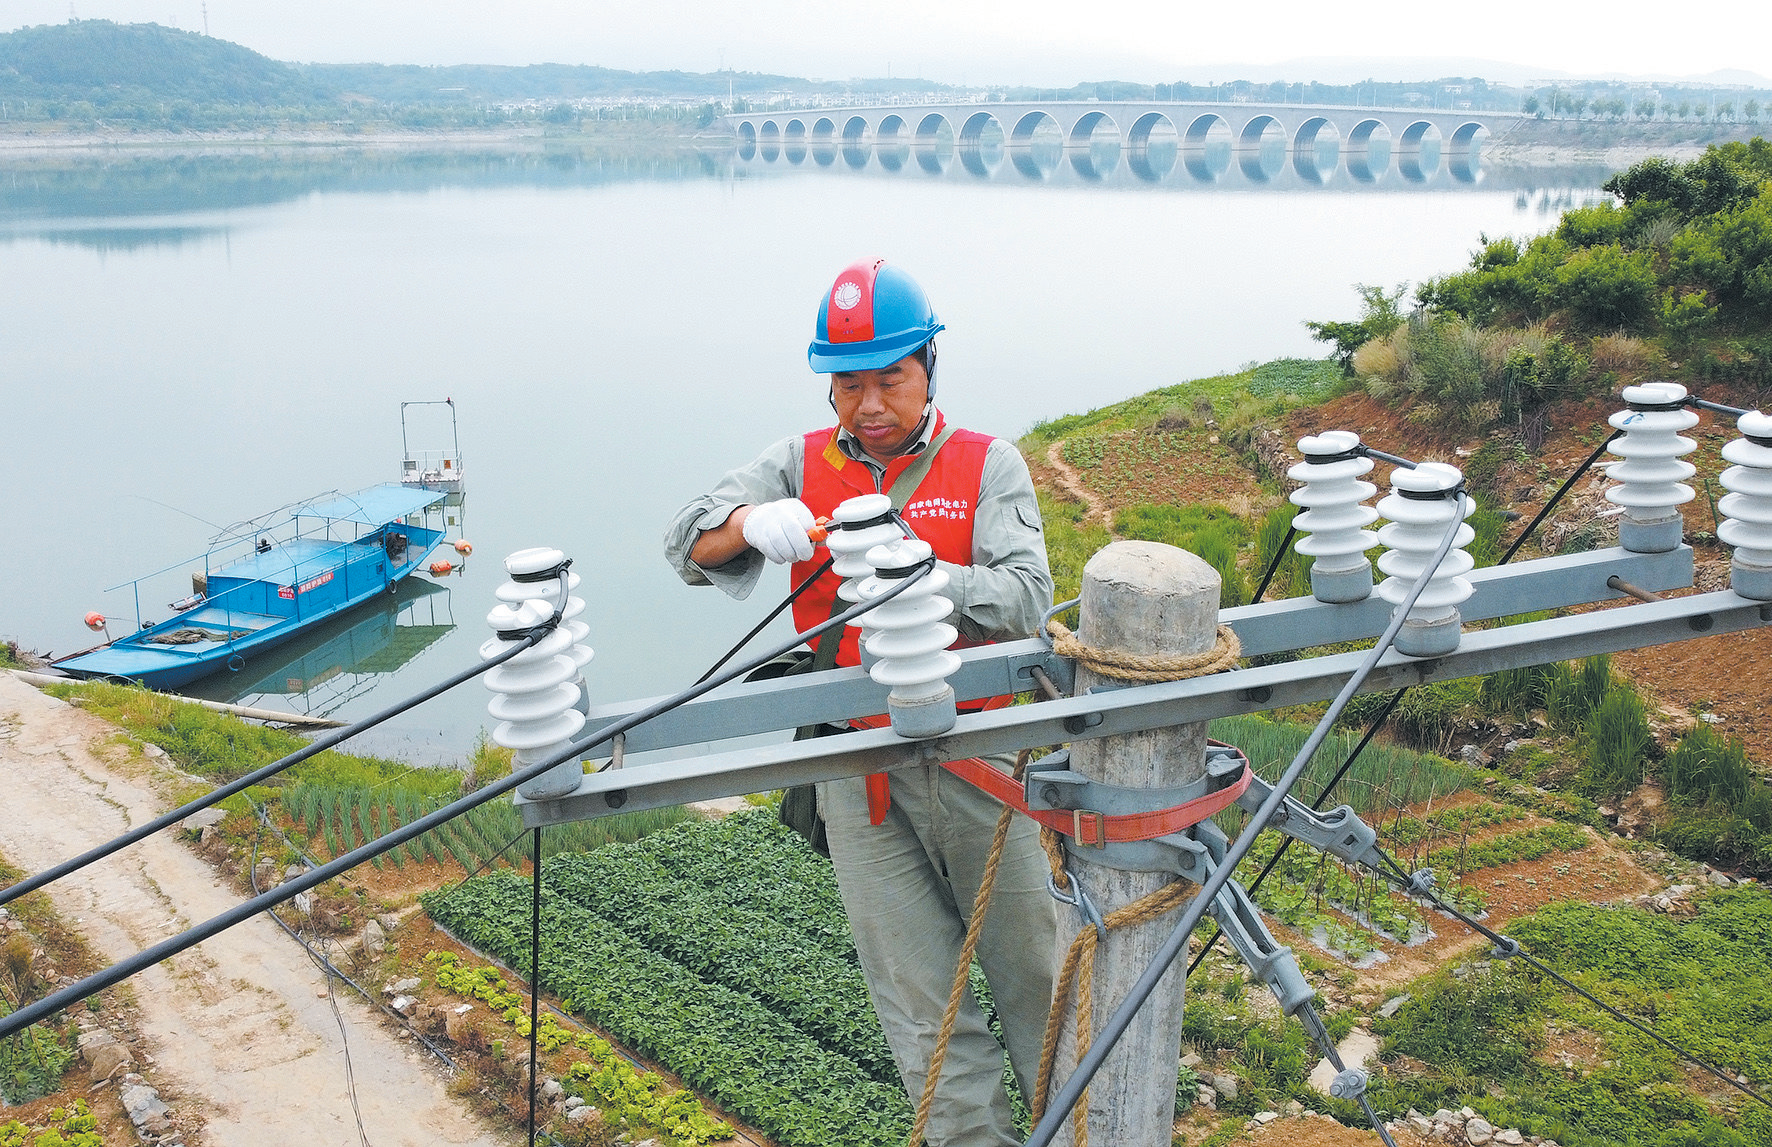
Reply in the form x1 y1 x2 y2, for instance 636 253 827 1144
808 258 945 379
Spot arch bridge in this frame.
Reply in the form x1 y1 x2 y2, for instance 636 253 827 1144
728 100 1517 182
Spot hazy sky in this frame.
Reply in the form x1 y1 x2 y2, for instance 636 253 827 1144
8 0 1772 86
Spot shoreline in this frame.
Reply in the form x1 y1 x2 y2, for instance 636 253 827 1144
0 121 1758 165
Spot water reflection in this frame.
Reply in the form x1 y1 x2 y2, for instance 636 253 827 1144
19 225 229 252
733 125 1505 192
186 575 457 719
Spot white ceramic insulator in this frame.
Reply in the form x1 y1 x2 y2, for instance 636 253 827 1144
1605 382 1698 525
491 545 594 705
858 539 960 705
826 493 909 660
826 493 908 603
1375 462 1475 623
1718 410 1772 569
482 560 589 801
1288 430 1379 582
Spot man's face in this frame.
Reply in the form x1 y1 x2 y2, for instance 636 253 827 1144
830 353 930 463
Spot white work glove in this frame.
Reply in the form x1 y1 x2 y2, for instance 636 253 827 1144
742 498 817 564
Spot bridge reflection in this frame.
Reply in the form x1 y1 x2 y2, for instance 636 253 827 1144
731 101 1504 188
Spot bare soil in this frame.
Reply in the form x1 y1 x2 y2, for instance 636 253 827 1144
0 672 513 1147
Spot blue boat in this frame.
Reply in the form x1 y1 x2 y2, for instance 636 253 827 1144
53 484 448 691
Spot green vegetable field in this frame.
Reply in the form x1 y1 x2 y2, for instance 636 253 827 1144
424 811 922 1147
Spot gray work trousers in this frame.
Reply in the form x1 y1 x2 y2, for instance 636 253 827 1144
818 757 1061 1147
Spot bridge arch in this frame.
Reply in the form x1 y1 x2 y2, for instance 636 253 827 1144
958 112 1004 178
736 120 757 160
1448 121 1487 183
783 119 807 163
1127 112 1177 181
1009 111 1061 179
1066 110 1121 180
875 114 909 171
1236 115 1285 182
842 116 868 143
1183 113 1232 181
1292 115 1339 184
758 119 781 162
1397 120 1442 183
1345 119 1390 183
812 117 835 142
915 113 955 174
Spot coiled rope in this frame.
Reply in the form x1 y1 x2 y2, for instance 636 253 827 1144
1045 620 1241 682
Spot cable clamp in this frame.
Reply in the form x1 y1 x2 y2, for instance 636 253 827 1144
1328 1066 1369 1101
1406 868 1438 896
1491 935 1521 959
494 613 563 643
509 558 574 583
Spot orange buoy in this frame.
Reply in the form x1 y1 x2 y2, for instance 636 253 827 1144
452 538 473 556
428 559 454 576
84 611 107 631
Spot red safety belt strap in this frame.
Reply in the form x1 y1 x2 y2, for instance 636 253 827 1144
852 694 1015 825
937 755 1253 846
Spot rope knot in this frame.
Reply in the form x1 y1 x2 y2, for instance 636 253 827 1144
1047 620 1241 683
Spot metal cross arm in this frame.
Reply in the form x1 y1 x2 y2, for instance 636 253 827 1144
568 545 1693 760
520 585 1769 829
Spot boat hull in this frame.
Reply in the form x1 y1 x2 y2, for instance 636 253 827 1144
55 509 444 692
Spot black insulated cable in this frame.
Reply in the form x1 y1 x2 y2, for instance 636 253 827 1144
1499 429 1624 565
695 557 834 685
1250 522 1298 606
0 558 936 1040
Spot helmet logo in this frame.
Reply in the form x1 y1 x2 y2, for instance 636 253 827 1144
833 281 863 310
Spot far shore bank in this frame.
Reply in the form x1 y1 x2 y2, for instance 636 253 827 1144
0 117 1761 166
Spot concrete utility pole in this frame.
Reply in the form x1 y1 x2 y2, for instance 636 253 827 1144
1048 540 1218 1146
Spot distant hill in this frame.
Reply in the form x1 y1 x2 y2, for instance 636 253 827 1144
0 21 946 111
0 20 324 104
300 62 945 105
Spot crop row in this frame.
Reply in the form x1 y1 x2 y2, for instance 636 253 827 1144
546 849 897 1084
427 952 733 1146
423 872 914 1147
280 781 686 872
622 812 860 961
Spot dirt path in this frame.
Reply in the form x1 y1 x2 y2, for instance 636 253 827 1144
0 673 512 1147
1044 440 1114 531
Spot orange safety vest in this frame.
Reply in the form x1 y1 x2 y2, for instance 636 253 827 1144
791 416 1015 823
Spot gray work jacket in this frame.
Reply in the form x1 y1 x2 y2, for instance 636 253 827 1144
663 416 1053 644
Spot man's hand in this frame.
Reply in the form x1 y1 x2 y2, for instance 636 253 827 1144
742 498 817 564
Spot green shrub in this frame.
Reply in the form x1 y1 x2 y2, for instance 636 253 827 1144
1544 655 1613 734
1578 686 1652 798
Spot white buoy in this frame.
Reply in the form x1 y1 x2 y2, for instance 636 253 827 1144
1288 431 1379 603
483 549 590 801
1718 410 1772 600
858 538 960 738
1606 383 1698 553
1375 462 1474 657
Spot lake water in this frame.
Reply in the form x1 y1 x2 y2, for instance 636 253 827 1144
0 139 1611 765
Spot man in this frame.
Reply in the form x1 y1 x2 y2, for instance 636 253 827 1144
664 258 1059 1145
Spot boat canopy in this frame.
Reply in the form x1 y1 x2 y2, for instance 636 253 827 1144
298 485 444 527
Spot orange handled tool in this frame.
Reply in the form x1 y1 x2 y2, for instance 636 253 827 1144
809 516 832 544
